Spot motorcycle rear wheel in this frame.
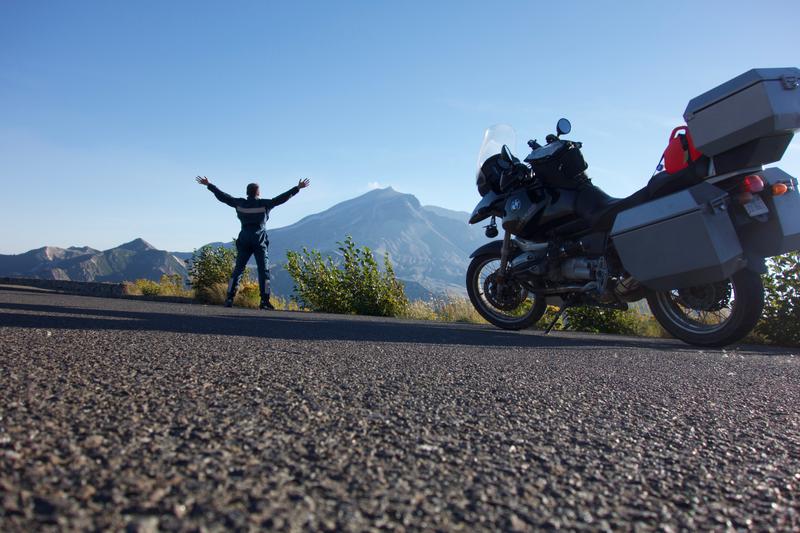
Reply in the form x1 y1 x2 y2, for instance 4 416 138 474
466 253 547 330
646 269 764 347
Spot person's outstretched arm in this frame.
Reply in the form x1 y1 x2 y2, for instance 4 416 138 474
196 176 238 207
267 178 310 208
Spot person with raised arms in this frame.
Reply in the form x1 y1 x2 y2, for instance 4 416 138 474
195 175 310 310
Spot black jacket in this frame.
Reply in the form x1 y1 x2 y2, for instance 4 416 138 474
207 184 299 230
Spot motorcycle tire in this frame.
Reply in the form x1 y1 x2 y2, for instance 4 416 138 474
647 269 764 348
466 253 547 330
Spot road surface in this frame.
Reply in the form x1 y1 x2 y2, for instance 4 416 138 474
1 285 798 530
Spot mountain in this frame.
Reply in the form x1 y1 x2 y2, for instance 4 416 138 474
0 239 187 283
254 187 486 296
1 188 489 297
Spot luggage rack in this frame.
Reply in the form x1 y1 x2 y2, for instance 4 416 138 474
704 165 764 185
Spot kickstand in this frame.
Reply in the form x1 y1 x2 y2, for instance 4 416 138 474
544 302 571 335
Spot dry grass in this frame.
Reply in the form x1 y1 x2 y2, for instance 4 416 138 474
231 281 301 311
194 282 228 304
192 280 300 311
124 275 192 298
403 296 487 324
123 277 666 338
403 297 668 339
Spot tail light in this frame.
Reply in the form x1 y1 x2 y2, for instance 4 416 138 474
741 175 765 193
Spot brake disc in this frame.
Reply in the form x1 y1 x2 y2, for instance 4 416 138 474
484 272 528 311
677 281 732 312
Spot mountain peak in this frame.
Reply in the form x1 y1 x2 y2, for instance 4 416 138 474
363 186 421 207
116 238 155 252
67 245 99 254
363 186 402 198
33 246 66 261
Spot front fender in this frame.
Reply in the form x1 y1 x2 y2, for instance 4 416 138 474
469 240 504 258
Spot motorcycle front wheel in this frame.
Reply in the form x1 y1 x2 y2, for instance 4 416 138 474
646 269 764 347
466 253 546 330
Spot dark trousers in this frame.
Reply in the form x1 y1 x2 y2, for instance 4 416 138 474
227 229 270 302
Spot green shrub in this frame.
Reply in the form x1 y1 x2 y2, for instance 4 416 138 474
756 252 800 346
188 243 238 293
285 236 409 317
561 306 642 336
188 242 255 304
534 303 666 337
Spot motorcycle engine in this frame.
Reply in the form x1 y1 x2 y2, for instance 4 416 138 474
560 257 604 280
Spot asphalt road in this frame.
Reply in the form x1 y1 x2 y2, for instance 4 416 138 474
0 286 798 531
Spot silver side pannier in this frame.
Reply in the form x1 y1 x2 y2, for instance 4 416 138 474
611 182 745 290
684 67 800 174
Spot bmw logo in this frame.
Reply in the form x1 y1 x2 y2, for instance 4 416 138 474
510 199 521 211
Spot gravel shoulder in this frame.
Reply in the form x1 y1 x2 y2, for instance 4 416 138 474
1 287 798 530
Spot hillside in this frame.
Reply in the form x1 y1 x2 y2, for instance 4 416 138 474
265 187 485 295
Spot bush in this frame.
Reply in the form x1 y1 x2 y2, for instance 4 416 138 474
561 306 642 336
755 252 800 346
188 242 251 304
285 236 409 317
188 243 237 294
533 303 666 337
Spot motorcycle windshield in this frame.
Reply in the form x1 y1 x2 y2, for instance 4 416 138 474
476 124 517 173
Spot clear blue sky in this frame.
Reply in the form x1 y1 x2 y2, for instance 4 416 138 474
1 0 798 253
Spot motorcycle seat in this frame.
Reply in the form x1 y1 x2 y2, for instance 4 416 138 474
646 156 709 197
582 187 647 231
586 157 711 231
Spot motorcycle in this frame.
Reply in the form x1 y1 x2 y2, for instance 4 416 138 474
465 68 800 347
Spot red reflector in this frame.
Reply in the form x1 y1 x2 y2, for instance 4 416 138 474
742 175 765 193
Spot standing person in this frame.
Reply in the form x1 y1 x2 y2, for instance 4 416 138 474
195 175 310 309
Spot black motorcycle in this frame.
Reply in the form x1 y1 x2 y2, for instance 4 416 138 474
466 68 800 347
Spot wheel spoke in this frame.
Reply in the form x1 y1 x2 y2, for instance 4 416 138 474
471 256 539 323
656 278 737 333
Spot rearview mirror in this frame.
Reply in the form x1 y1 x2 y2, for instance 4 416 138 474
556 118 571 136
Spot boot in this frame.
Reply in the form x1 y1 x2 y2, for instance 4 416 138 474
260 296 275 310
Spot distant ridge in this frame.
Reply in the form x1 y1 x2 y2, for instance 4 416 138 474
0 241 186 283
